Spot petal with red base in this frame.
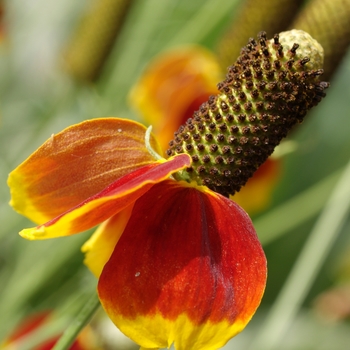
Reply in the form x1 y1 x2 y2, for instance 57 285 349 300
98 180 267 350
19 154 191 240
8 118 162 225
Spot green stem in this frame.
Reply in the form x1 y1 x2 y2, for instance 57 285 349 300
52 292 101 350
166 0 240 48
256 167 342 245
247 157 350 350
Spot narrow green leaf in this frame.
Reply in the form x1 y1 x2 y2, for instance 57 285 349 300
256 168 342 245
52 293 100 350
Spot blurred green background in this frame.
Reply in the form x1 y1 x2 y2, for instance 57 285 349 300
0 0 349 349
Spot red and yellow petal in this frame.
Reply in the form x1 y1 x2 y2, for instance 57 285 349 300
98 180 266 350
8 118 162 225
19 154 191 240
129 46 222 150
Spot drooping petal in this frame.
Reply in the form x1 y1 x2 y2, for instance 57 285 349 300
82 204 134 278
98 180 267 350
8 118 162 224
129 46 222 150
19 154 191 240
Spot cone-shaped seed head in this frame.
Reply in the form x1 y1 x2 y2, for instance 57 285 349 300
166 30 329 197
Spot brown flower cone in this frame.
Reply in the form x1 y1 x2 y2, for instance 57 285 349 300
291 0 350 80
168 31 329 197
216 0 304 69
63 0 133 82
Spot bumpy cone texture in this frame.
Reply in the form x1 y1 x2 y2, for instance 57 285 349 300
166 30 329 197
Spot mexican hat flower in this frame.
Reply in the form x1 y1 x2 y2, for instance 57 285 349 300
8 30 328 350
129 44 280 215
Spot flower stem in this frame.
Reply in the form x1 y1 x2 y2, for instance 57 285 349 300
52 292 100 350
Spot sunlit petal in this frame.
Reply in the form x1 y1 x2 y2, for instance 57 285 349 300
8 118 162 224
19 154 191 240
98 180 266 350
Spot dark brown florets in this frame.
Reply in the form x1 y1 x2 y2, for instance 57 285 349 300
166 30 329 197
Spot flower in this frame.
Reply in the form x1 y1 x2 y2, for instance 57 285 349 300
8 118 266 350
8 30 328 349
129 44 280 215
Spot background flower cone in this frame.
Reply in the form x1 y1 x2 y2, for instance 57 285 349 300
63 0 133 82
216 0 304 70
290 0 350 80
